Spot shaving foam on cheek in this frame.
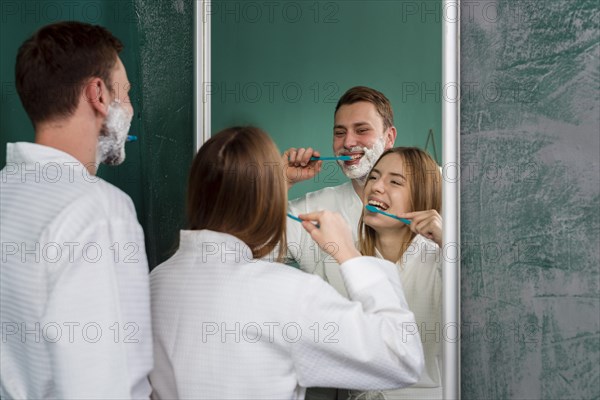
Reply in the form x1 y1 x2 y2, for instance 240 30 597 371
105 100 132 136
338 135 386 180
96 99 134 166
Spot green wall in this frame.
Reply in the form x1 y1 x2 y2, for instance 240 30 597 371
132 0 194 267
211 0 442 200
460 1 599 398
0 0 194 268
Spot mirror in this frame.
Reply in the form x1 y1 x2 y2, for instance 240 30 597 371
195 0 460 398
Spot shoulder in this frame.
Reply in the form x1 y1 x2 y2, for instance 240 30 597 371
46 178 140 240
87 179 137 219
151 252 336 317
251 258 330 289
404 235 442 272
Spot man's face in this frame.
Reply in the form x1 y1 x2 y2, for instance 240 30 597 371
333 101 395 180
97 57 134 166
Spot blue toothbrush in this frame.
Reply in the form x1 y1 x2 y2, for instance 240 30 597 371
287 213 320 228
365 205 411 225
310 156 352 161
289 155 351 161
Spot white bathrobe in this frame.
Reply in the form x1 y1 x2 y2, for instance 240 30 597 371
288 183 443 399
0 143 153 399
149 229 425 399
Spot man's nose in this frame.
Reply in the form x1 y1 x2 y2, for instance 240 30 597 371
343 132 359 149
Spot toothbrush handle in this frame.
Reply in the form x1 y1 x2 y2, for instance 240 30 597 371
310 156 351 161
395 215 412 225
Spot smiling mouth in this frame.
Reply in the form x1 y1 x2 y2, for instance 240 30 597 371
368 199 389 211
343 153 364 163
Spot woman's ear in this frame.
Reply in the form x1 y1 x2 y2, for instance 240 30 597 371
83 77 110 117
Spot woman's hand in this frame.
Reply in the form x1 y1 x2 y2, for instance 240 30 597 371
398 210 443 247
298 210 361 264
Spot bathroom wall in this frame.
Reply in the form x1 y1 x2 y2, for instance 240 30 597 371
460 1 599 398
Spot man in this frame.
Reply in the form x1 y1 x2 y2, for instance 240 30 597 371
0 22 152 398
285 86 397 296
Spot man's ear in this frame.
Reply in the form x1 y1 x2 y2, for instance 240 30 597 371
83 77 110 117
385 126 397 149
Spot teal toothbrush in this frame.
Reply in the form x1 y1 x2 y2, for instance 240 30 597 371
287 213 320 228
310 156 351 161
365 205 411 225
289 155 351 161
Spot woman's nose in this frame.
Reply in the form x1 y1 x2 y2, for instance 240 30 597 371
372 179 385 193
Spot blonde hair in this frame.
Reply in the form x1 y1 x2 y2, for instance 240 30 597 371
186 126 287 260
358 147 441 258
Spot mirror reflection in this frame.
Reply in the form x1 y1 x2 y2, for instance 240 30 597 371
210 1 445 399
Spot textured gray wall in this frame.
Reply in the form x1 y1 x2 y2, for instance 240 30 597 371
460 1 599 398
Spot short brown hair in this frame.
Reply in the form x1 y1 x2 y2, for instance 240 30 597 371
358 147 441 257
15 21 123 125
187 126 287 260
335 86 394 130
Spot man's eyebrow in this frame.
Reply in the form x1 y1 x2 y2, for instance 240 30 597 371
334 121 372 130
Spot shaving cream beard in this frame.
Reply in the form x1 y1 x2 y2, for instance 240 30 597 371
337 135 387 181
96 100 132 166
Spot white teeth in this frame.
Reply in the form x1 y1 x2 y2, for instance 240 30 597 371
368 200 389 210
344 154 363 160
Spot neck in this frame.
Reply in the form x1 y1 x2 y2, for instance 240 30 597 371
351 177 366 196
35 113 100 175
375 227 413 263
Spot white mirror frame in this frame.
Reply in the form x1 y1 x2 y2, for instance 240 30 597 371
442 1 461 399
194 0 212 149
194 1 461 398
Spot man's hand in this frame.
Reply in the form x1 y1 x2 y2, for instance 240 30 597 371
283 147 323 190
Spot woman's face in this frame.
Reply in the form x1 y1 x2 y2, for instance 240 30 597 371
362 153 412 230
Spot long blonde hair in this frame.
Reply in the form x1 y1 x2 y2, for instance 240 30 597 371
186 126 287 260
358 147 441 258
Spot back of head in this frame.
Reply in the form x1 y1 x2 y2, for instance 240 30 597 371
187 127 287 260
15 21 123 126
335 86 394 130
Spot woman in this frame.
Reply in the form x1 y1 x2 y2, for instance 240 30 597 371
349 147 443 400
149 127 424 399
